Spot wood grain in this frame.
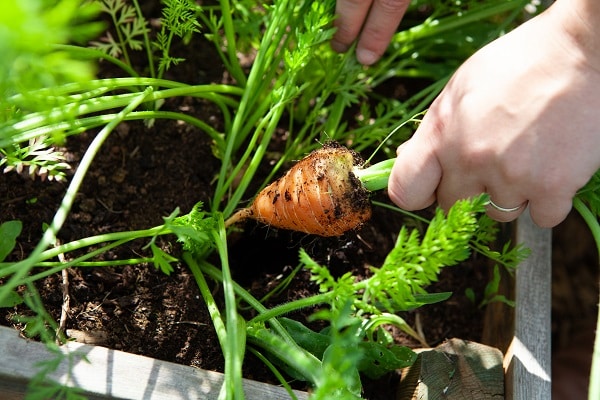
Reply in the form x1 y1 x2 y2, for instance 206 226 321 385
0 326 308 400
504 211 552 400
397 338 504 400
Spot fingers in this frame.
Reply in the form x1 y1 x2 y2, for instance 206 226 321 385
485 195 528 222
528 194 573 228
485 195 572 228
332 0 373 53
435 171 486 212
388 134 442 211
333 0 410 65
355 0 410 65
389 133 574 228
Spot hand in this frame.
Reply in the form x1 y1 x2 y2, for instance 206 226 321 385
331 0 410 65
388 2 600 228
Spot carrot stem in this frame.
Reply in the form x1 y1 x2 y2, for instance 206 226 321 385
353 158 395 192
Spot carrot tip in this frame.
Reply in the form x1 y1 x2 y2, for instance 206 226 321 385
225 208 254 229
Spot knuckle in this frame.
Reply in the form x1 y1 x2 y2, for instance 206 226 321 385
419 103 448 146
532 169 571 196
497 159 529 185
333 25 358 44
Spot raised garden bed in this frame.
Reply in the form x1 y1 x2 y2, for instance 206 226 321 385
0 213 552 399
0 324 309 400
2 0 597 399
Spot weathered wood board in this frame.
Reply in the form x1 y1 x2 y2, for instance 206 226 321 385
396 338 504 400
0 325 309 400
504 211 552 400
398 211 553 400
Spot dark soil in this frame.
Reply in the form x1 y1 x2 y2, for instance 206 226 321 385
2 3 598 399
0 133 493 399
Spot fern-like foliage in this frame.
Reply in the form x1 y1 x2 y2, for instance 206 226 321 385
90 0 149 61
155 0 201 79
168 202 217 257
470 213 530 272
304 194 523 316
90 0 200 79
361 195 488 312
1 136 71 182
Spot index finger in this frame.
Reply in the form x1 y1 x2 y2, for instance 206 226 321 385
388 133 442 211
332 0 374 53
356 0 410 65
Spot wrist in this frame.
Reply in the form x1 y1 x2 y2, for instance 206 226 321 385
551 0 600 70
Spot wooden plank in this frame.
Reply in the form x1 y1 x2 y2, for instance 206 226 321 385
0 326 309 400
397 339 504 400
503 211 552 400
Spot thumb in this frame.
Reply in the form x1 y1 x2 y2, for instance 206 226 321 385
388 132 442 210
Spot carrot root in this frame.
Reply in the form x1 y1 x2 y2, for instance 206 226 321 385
229 142 372 237
225 208 254 229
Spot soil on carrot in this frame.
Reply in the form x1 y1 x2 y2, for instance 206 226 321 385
2 6 598 399
234 143 372 237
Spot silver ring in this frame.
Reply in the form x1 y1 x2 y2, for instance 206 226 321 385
488 199 526 213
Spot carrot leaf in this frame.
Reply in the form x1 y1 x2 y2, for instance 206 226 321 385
300 195 491 318
170 202 217 256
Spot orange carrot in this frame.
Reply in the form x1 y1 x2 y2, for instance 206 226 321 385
226 143 372 237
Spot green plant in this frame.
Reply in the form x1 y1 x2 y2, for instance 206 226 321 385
0 0 103 112
572 179 600 400
90 0 201 79
465 264 516 308
0 135 71 181
0 0 540 398
177 194 524 397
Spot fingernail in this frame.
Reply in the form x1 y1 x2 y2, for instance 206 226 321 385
356 49 378 66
